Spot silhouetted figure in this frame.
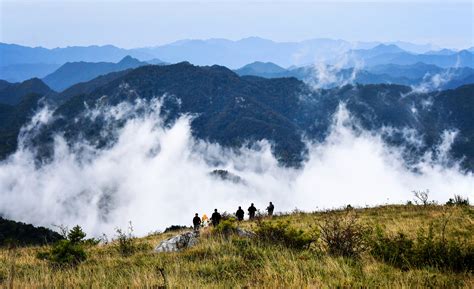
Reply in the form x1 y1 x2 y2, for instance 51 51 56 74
193 213 201 231
211 209 222 227
267 202 274 216
248 203 257 220
236 206 245 221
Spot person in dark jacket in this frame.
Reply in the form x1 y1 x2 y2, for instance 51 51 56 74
211 209 222 227
193 213 201 231
236 206 245 221
248 203 257 220
266 202 274 216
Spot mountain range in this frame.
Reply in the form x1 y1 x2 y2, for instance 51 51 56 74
235 61 474 90
1 63 472 172
2 56 473 96
2 38 472 83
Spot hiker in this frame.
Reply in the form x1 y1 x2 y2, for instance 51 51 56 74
211 209 222 227
248 203 257 220
201 214 209 227
267 202 274 216
236 206 245 221
193 213 201 231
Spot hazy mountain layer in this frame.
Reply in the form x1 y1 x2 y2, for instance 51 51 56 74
0 63 470 171
43 56 148 91
2 39 471 71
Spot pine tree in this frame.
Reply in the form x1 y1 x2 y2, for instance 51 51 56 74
67 225 86 244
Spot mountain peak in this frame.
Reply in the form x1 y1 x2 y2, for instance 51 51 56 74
239 36 274 44
236 61 286 75
0 77 52 105
118 55 141 65
21 77 52 91
372 44 404 53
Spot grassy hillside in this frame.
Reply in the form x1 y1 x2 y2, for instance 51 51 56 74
1 204 473 288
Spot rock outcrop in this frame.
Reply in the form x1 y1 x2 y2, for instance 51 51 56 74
236 227 256 238
154 231 199 253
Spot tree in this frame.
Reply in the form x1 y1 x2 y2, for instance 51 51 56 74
67 225 86 244
413 189 430 206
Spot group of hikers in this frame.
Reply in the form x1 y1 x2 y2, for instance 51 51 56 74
192 202 274 230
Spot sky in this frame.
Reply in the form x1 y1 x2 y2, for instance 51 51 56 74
0 0 473 49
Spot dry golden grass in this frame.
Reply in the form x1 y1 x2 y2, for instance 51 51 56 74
1 204 472 288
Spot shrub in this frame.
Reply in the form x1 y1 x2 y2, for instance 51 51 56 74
254 220 314 249
413 226 473 271
413 189 433 206
36 225 87 267
115 222 136 257
164 225 189 233
370 229 414 270
446 195 470 206
214 218 237 236
220 211 235 221
37 239 86 267
318 213 370 258
370 225 474 272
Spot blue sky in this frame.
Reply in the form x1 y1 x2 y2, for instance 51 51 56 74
1 0 472 49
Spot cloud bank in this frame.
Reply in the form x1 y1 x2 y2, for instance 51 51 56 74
0 98 472 237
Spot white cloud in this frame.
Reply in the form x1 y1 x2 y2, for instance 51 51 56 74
0 98 472 237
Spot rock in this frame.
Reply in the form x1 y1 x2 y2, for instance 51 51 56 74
236 227 256 238
154 231 199 253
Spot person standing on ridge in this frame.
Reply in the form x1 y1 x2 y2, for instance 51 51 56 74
248 203 257 220
236 206 245 221
211 209 222 227
193 213 201 231
267 202 274 216
201 214 209 226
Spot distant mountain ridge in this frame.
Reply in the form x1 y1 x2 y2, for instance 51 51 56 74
0 63 62 83
42 56 150 91
0 43 152 67
234 61 474 90
2 39 471 73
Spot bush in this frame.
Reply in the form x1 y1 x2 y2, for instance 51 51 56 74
214 218 237 236
370 229 414 270
446 195 470 206
36 225 87 267
37 240 86 266
318 213 370 258
254 220 314 249
115 222 136 257
413 189 434 206
370 225 474 272
220 211 235 221
164 225 189 233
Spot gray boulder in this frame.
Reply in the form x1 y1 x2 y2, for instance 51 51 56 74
154 231 199 253
236 227 256 238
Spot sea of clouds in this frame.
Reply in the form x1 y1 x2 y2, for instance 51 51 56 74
0 96 472 237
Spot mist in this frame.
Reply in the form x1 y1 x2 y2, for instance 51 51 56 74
0 97 472 237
